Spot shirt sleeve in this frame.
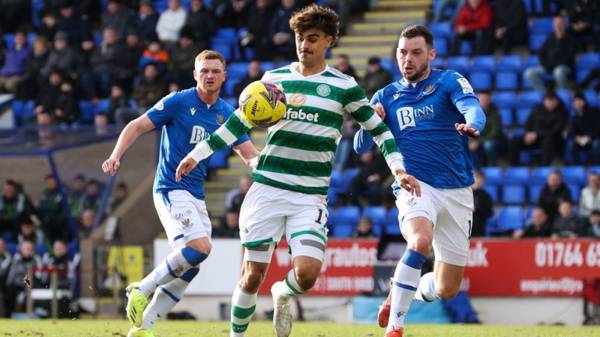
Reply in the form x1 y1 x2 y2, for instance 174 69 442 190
447 72 486 132
223 103 251 146
189 110 253 162
353 90 383 154
146 92 178 127
344 83 404 173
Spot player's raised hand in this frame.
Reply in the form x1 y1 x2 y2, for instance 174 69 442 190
373 102 386 119
176 156 199 182
454 123 480 137
102 157 120 176
395 170 421 197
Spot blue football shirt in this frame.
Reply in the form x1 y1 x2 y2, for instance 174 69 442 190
354 69 486 190
147 88 249 200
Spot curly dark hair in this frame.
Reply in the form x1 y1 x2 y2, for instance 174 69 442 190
289 4 339 43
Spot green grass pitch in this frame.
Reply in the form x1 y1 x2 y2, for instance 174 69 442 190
0 320 599 337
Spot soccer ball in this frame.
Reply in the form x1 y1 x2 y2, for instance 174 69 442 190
238 81 287 128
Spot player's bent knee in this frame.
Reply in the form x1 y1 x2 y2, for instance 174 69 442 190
295 270 318 290
186 238 212 256
407 235 432 255
241 268 266 293
181 246 209 266
435 283 460 299
294 258 321 290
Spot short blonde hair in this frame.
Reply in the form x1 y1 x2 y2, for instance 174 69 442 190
195 50 227 68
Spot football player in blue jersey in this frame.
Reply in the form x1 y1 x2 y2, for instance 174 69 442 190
354 25 486 337
102 50 258 337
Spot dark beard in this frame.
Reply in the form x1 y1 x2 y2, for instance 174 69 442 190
405 63 429 82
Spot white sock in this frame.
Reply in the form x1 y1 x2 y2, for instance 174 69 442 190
137 247 205 297
141 278 187 328
414 272 440 302
230 284 257 337
281 270 304 298
387 249 426 332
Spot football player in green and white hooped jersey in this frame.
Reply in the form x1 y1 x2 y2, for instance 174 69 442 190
176 5 421 337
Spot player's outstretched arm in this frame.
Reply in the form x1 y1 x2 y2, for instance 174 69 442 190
233 140 260 169
454 97 486 137
102 115 155 176
176 110 252 181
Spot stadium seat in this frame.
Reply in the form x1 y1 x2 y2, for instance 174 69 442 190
429 22 453 38
5 242 17 255
576 69 591 83
330 207 361 237
431 57 445 69
483 185 499 203
12 100 35 126
584 90 599 107
332 223 355 238
214 28 237 40
530 17 554 34
208 147 231 169
568 184 581 203
227 62 249 79
503 167 530 185
525 55 541 68
495 71 518 90
224 79 238 96
515 108 530 126
495 206 525 232
481 166 502 185
445 56 470 73
36 243 47 255
212 42 232 61
469 72 492 90
472 55 496 72
362 206 386 236
459 41 473 55
329 170 344 193
530 166 555 185
519 91 543 109
528 184 544 202
497 55 523 71
556 89 571 107
529 33 547 52
342 168 360 191
561 166 586 186
3 33 15 48
224 97 237 108
78 101 95 124
433 37 448 57
499 108 513 127
492 92 517 109
576 52 600 70
385 222 401 235
502 185 527 204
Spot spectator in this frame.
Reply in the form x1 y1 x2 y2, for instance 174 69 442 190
101 0 132 40
113 30 144 92
123 63 166 123
580 173 600 218
82 179 102 212
348 149 390 207
225 175 253 214
361 56 392 99
334 54 359 80
108 182 128 213
214 0 252 29
5 240 42 316
432 0 465 23
78 208 96 239
269 0 297 60
585 210 600 238
552 199 582 238
353 216 376 239
563 0 597 48
38 11 58 42
566 93 600 165
214 212 240 238
67 174 86 219
335 118 359 171
471 170 493 237
0 31 31 94
16 217 43 246
133 0 159 43
469 91 505 166
508 91 569 166
155 0 187 46
451 0 493 56
40 31 82 81
493 0 527 54
168 29 201 88
40 240 80 318
77 36 98 99
514 207 552 238
238 0 274 61
37 174 68 243
524 16 576 91
0 238 11 317
233 60 264 97
102 84 132 125
17 37 50 101
0 179 36 236
184 0 216 53
139 40 169 72
54 79 80 124
34 69 63 126
537 171 572 222
89 27 123 98
56 2 91 46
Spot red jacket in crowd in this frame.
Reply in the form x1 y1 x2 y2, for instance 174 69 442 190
454 0 493 33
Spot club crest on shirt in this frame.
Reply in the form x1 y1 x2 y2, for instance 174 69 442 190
316 84 331 97
289 93 306 107
216 114 225 124
422 85 435 96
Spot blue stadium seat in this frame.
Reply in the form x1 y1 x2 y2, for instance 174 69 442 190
495 206 525 231
329 206 361 237
363 206 386 236
502 185 527 204
332 224 355 238
472 55 496 72
481 166 503 185
36 243 47 255
3 33 15 48
12 100 35 126
214 28 237 40
529 184 544 202
590 166 600 175
469 72 492 90
431 58 445 69
429 22 453 38
78 101 95 124
529 33 547 52
583 90 599 107
526 55 541 67
224 97 237 108
329 170 344 193
576 52 600 70
445 56 470 73
385 222 401 235
483 185 499 203
460 41 473 55
497 55 522 71
342 168 360 189
568 184 581 203
521 72 533 90
208 147 231 169
576 69 591 83
530 17 554 34
5 242 17 255
492 92 517 109
519 91 543 109
556 89 571 107
227 62 249 79
499 108 513 127
211 42 232 61
530 166 555 185
561 166 586 186
433 37 448 57
495 71 518 90
224 79 238 96
515 108 530 126
504 167 530 184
